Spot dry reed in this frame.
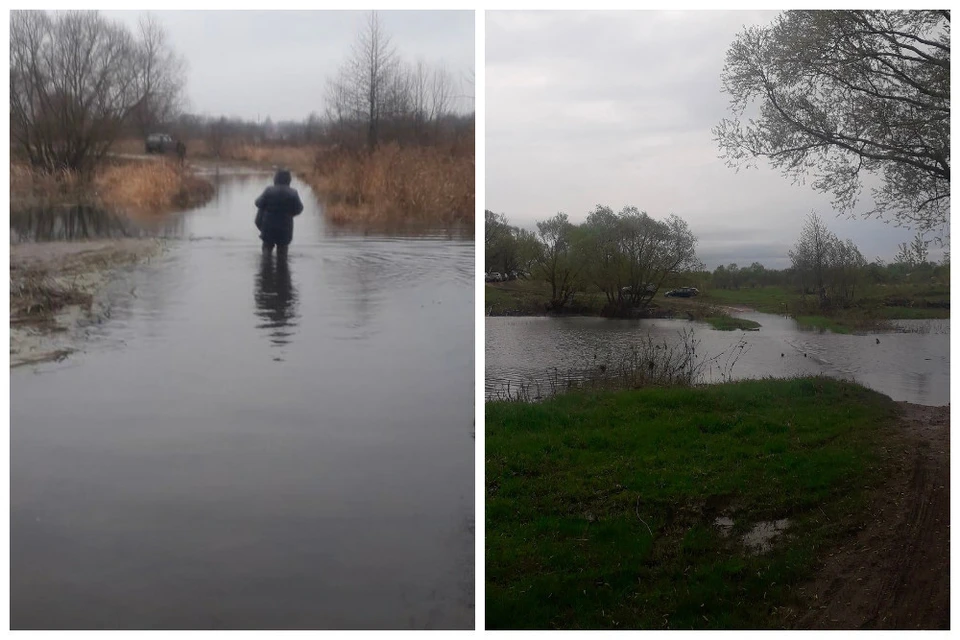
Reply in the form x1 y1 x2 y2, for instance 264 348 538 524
305 142 475 226
11 160 214 218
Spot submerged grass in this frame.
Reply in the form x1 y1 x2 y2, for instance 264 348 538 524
703 315 762 331
704 285 950 327
486 377 899 629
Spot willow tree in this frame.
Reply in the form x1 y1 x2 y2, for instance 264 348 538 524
580 206 700 314
534 213 585 311
715 10 950 234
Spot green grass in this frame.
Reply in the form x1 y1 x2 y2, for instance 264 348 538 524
485 281 552 315
705 284 949 322
794 305 948 333
485 280 605 316
872 306 950 320
703 315 762 331
702 286 796 314
486 378 899 629
486 280 761 330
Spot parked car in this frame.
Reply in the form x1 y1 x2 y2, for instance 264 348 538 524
665 287 699 298
145 133 177 154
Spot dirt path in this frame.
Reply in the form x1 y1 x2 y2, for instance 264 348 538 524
786 402 949 629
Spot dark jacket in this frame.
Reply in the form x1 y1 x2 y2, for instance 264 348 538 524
255 181 304 246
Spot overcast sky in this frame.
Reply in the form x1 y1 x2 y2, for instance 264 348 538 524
486 10 947 269
104 10 475 122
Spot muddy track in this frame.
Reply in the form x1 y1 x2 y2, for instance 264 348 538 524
787 402 949 629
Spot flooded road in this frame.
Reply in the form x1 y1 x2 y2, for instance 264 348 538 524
486 312 949 406
11 168 475 629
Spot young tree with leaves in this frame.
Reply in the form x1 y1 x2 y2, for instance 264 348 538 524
534 213 586 311
716 10 950 234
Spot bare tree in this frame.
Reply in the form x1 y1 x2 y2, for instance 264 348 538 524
322 12 473 151
324 68 354 146
10 10 186 173
206 116 229 159
411 60 430 141
429 65 454 124
351 11 398 150
130 13 187 137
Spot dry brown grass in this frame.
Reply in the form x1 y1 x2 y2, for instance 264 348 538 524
104 135 475 226
94 161 182 214
216 142 315 169
305 142 475 226
110 138 147 155
11 160 214 218
10 265 93 325
10 164 93 210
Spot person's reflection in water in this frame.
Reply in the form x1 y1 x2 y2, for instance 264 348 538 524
254 252 299 357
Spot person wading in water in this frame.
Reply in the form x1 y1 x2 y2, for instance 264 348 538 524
255 169 304 258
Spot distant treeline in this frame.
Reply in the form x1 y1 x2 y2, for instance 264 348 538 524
487 208 949 315
11 10 473 176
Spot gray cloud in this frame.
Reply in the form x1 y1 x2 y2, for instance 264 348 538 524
486 10 947 269
103 10 474 122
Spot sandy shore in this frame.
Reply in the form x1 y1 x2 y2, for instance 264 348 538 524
10 239 164 367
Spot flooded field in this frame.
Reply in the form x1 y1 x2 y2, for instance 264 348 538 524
486 313 949 406
11 168 474 629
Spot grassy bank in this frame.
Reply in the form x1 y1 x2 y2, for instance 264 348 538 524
485 280 760 331
485 280 605 316
486 377 899 629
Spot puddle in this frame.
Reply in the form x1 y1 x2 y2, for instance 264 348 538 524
714 516 734 537
742 519 790 554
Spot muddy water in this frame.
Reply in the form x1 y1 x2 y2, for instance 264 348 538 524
11 168 475 629
486 313 948 406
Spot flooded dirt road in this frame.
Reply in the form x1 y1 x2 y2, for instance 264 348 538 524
11 168 475 629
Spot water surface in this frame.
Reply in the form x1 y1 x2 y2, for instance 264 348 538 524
12 168 475 629
486 312 948 406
